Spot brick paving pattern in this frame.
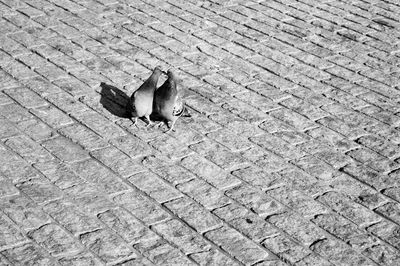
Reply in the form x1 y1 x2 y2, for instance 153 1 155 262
0 0 400 265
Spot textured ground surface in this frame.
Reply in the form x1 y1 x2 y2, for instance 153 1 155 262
1 0 400 265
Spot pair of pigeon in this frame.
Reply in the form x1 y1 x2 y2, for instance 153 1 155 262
126 67 189 133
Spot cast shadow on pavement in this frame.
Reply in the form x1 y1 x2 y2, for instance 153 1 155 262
99 82 131 118
99 82 165 124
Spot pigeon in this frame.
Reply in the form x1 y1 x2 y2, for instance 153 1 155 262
126 66 163 127
153 69 190 133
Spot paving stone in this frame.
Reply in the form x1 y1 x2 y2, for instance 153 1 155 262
312 148 353 169
222 98 270 123
30 105 74 128
128 171 182 203
327 173 386 208
314 212 359 238
58 251 103 266
189 249 240 266
80 228 135 264
0 174 19 198
27 223 81 256
97 207 153 244
234 90 281 112
208 108 246 126
279 97 328 121
189 139 247 170
273 130 311 145
187 112 222 134
34 161 84 189
177 178 231 210
0 71 19 92
295 253 333 266
262 234 311 264
362 242 400 266
45 91 91 114
0 194 51 231
149 134 193 160
142 155 196 185
317 191 382 227
0 254 11 266
267 212 327 246
213 203 280 242
292 155 338 180
180 154 241 190
346 147 398 173
153 219 211 254
52 76 91 96
356 135 400 159
4 135 54 163
163 197 222 234
58 123 108 151
0 91 13 106
342 163 398 190
0 213 27 248
269 108 316 131
17 171 64 203
240 146 290 173
15 118 55 141
226 184 286 217
205 225 274 265
250 133 307 160
374 202 400 225
110 135 153 158
133 234 195 265
62 183 117 214
168 127 205 146
206 126 257 152
0 118 20 140
43 199 103 236
0 102 35 123
4 87 48 108
73 110 126 139
310 238 375 266
367 220 400 250
1 243 55 265
266 187 329 218
69 158 129 194
185 95 222 116
382 187 400 203
113 190 170 225
41 136 89 163
231 165 283 191
21 75 63 96
317 116 366 140
90 146 146 177
2 60 38 80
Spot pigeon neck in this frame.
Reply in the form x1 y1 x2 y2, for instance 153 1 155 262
167 77 176 88
149 72 161 89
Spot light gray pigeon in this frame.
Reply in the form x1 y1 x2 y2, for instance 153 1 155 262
126 66 163 127
153 69 190 132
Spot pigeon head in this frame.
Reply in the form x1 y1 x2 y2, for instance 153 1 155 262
154 66 163 75
167 70 178 81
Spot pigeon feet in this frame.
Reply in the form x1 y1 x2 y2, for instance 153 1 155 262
155 121 165 128
145 115 155 128
130 117 139 128
164 121 176 133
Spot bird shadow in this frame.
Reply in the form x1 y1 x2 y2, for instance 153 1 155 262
99 82 130 118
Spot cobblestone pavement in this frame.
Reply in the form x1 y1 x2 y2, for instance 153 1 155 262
1 0 400 265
